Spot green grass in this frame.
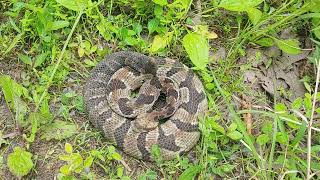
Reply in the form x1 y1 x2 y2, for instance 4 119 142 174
0 0 320 179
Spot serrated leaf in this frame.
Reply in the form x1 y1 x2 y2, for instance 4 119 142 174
18 54 32 65
182 33 209 70
55 0 89 11
255 37 274 47
7 147 33 177
227 131 243 140
152 0 167 6
219 0 263 12
65 143 73 153
276 39 301 55
40 120 77 140
49 21 70 31
178 165 202 180
256 134 270 145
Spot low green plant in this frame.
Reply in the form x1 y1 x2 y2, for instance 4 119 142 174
7 147 34 177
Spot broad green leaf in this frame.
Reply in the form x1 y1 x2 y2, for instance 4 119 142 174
291 97 303 110
138 170 157 180
182 33 209 70
18 54 32 65
117 166 124 177
219 0 263 12
150 33 173 53
227 123 237 132
227 131 243 140
0 75 28 109
275 103 287 113
55 0 89 12
7 147 33 177
276 132 289 144
65 143 73 153
111 152 122 160
84 156 93 168
49 20 70 31
276 39 301 55
247 8 262 25
40 120 77 140
255 37 274 47
178 165 202 180
34 52 48 67
60 165 71 175
256 134 270 145
152 0 167 6
148 19 160 34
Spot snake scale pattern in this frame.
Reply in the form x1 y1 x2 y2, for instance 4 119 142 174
84 51 208 161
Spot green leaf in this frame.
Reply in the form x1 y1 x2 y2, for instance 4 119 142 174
291 97 303 110
148 19 159 34
150 33 173 53
60 165 71 175
247 8 262 25
256 134 270 145
4 33 23 55
65 143 73 153
84 156 93 168
227 131 243 140
111 152 122 160
276 132 289 144
117 166 124 177
18 54 32 66
219 0 263 12
209 120 225 134
7 147 33 177
152 0 167 6
49 21 70 31
182 33 209 70
34 52 48 67
275 103 287 113
178 165 202 180
55 0 89 11
227 122 237 132
276 39 301 55
0 75 28 119
255 37 274 47
40 120 77 140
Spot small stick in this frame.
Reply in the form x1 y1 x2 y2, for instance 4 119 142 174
307 60 320 180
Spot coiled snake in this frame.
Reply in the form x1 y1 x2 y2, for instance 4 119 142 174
84 51 208 161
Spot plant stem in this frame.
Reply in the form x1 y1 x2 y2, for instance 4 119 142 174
307 59 320 179
35 11 83 111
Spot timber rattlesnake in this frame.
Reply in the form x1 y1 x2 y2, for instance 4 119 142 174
84 51 208 161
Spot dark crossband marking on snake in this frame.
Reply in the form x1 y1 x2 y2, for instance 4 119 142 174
84 51 208 161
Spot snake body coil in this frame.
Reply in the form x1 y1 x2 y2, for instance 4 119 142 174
84 51 207 161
